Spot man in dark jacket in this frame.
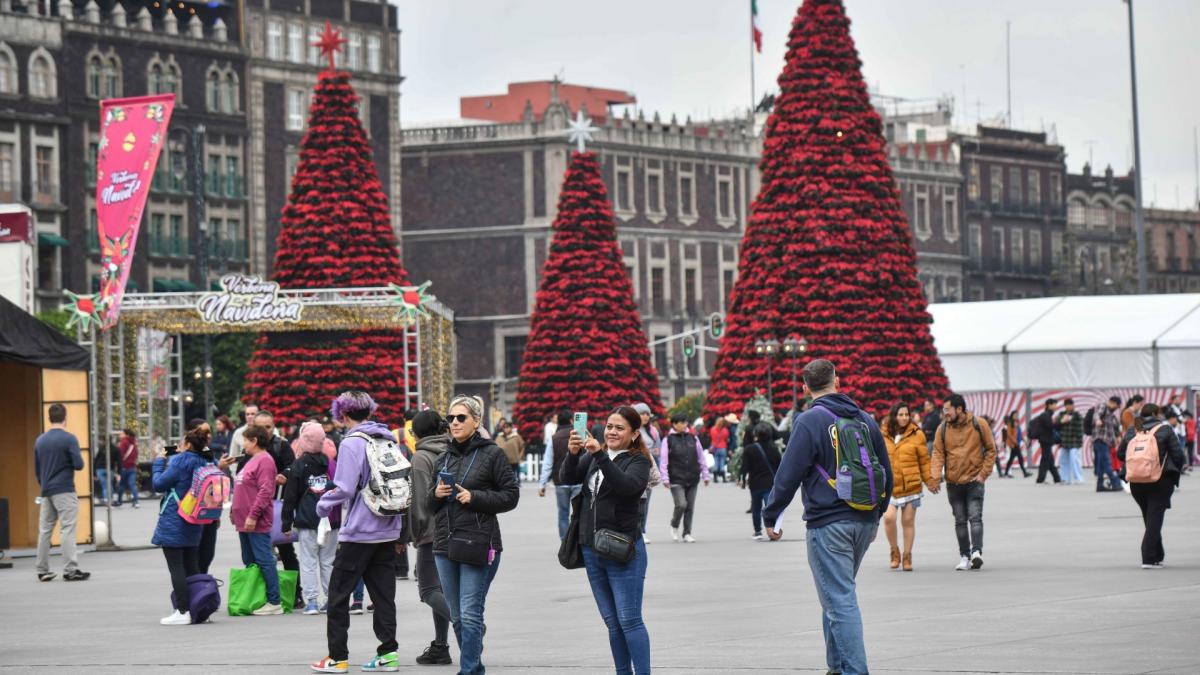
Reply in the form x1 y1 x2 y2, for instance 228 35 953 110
1029 399 1063 484
764 360 892 675
35 404 90 582
537 409 580 539
1058 398 1086 485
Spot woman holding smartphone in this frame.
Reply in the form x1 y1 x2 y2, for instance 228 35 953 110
562 406 653 675
430 395 520 675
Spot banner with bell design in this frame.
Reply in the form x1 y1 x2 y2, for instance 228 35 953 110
94 94 175 328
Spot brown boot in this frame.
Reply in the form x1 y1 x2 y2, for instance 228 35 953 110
889 546 901 569
902 552 913 571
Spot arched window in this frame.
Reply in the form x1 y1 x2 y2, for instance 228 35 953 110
148 62 163 94
206 68 221 112
164 62 181 99
223 71 239 113
87 54 103 98
28 49 57 99
103 56 121 99
0 44 16 95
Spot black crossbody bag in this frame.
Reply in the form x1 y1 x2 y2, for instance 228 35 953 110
444 450 492 566
590 460 636 563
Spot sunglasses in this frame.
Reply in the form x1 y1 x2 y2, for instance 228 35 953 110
446 414 471 424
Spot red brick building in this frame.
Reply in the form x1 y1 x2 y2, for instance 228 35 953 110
401 81 760 413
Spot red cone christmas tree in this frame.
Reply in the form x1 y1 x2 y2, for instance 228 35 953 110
512 149 664 441
242 27 412 427
705 0 948 419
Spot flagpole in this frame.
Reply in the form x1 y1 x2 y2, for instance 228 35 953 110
749 0 756 113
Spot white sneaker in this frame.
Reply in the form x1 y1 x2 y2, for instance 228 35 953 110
160 610 191 625
252 603 283 616
1141 562 1165 569
682 534 696 543
643 534 651 544
970 550 983 569
955 556 970 571
670 526 681 542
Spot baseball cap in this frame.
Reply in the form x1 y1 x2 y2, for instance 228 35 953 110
632 403 652 416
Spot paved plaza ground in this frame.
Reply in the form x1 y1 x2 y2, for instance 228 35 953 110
3 473 1199 674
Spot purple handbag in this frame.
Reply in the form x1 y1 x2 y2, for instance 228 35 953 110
270 499 297 545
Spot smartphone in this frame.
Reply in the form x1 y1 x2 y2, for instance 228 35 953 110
573 412 589 440
436 471 457 498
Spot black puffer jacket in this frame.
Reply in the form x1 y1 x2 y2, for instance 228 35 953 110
561 449 651 543
428 433 520 553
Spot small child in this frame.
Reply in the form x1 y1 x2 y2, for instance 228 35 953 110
281 420 338 615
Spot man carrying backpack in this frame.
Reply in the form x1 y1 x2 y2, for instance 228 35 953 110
764 360 892 675
312 391 405 674
1093 397 1125 492
931 394 997 571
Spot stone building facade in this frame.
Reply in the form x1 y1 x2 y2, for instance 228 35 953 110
242 0 402 275
400 81 760 410
958 125 1067 301
0 0 251 309
1065 164 1137 294
1146 206 1200 294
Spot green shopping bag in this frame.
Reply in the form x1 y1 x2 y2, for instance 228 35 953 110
228 565 300 615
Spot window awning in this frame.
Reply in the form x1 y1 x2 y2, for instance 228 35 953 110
37 232 69 247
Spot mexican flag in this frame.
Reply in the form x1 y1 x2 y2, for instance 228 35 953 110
751 0 762 52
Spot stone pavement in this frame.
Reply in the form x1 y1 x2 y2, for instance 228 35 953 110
3 474 1199 674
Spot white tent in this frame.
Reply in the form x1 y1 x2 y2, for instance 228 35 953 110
928 294 1200 391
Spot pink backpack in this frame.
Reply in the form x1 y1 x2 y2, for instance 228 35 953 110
1124 423 1165 484
178 465 232 524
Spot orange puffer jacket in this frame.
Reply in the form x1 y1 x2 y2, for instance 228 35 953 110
884 423 931 498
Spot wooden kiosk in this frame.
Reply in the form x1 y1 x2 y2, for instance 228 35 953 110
0 295 93 552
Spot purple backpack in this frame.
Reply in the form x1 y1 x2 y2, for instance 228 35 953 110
170 573 221 623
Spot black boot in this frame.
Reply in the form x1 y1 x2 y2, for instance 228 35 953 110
416 641 452 666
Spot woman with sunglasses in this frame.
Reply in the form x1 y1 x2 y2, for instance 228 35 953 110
430 395 519 675
563 406 653 675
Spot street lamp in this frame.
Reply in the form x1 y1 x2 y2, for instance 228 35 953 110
782 336 808 406
754 338 780 407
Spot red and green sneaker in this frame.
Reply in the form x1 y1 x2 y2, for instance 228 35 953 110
361 652 399 672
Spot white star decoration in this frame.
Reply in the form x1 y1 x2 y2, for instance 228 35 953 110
566 110 598 153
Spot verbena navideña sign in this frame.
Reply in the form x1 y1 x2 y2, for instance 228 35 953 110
196 274 303 325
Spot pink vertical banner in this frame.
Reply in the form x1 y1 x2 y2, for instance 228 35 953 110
95 94 175 328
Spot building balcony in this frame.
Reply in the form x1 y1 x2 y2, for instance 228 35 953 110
208 238 248 260
206 172 245 199
0 179 19 202
148 235 188 257
29 181 59 206
966 199 1065 218
152 171 190 194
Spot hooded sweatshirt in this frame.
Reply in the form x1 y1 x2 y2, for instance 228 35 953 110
762 393 893 531
316 420 403 543
408 433 450 546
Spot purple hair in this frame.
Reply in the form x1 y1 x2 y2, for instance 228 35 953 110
331 390 378 422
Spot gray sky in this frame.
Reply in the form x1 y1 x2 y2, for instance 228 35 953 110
397 0 1200 208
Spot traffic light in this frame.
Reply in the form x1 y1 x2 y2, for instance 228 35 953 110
708 313 725 339
681 335 696 359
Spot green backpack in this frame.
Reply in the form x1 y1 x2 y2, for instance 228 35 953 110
812 407 887 512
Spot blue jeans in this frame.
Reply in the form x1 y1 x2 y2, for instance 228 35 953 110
1092 441 1123 490
713 449 728 477
947 482 985 556
806 519 878 675
117 468 139 505
1062 447 1084 483
238 532 281 605
435 552 501 675
555 484 583 540
96 468 113 502
582 540 650 675
750 488 771 534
